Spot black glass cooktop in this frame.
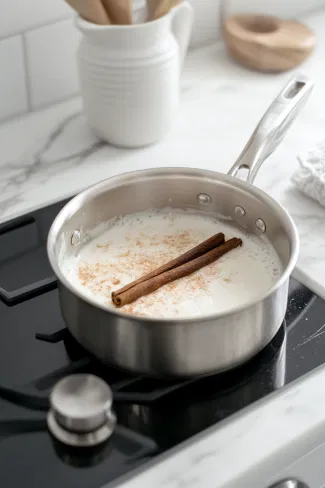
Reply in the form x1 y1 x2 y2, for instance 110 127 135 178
0 199 324 488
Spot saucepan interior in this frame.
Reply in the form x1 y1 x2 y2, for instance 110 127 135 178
48 167 299 322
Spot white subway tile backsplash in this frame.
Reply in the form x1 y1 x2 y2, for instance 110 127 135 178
189 0 220 47
0 0 73 39
0 0 325 120
0 36 27 121
25 18 80 109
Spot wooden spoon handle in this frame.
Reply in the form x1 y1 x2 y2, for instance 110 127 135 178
65 0 111 24
146 0 159 20
152 0 181 20
101 0 133 24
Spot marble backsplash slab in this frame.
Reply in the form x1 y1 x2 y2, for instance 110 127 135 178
1 0 325 123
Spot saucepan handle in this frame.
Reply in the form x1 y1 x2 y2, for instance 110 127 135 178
227 74 314 185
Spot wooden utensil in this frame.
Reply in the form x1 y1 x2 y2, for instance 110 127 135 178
222 14 315 73
65 0 112 24
146 0 158 20
101 0 133 24
151 0 181 20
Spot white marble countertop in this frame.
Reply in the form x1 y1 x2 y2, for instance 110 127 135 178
2 8 325 488
109 362 325 488
2 11 325 300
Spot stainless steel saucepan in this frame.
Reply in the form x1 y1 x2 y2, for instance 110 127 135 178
47 75 313 377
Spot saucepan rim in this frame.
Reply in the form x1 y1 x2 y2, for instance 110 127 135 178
47 167 299 324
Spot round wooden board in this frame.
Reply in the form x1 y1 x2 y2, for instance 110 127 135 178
223 15 316 73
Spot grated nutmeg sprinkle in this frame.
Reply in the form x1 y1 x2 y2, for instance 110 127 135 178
77 228 233 317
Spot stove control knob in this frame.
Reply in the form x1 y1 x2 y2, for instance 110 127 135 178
50 374 114 433
269 480 309 488
47 374 116 447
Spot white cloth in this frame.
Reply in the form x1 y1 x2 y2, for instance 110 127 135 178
292 140 325 207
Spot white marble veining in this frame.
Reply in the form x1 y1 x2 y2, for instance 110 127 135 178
2 11 325 301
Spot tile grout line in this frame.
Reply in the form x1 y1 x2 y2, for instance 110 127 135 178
0 34 29 124
0 94 81 127
32 91 81 113
21 32 33 112
0 106 29 126
0 15 73 42
0 2 324 42
2 94 81 125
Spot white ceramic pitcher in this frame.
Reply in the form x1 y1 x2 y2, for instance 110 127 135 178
76 2 194 148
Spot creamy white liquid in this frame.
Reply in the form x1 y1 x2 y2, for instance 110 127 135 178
64 208 283 319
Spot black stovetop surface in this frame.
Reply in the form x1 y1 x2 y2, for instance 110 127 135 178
1 199 325 488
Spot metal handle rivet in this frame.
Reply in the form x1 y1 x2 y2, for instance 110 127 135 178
234 205 246 216
71 230 81 246
197 193 212 205
256 218 266 233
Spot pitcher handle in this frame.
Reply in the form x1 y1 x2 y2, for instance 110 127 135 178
228 74 314 185
170 1 194 71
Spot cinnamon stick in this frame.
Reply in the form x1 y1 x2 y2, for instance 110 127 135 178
112 237 242 307
112 232 225 301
